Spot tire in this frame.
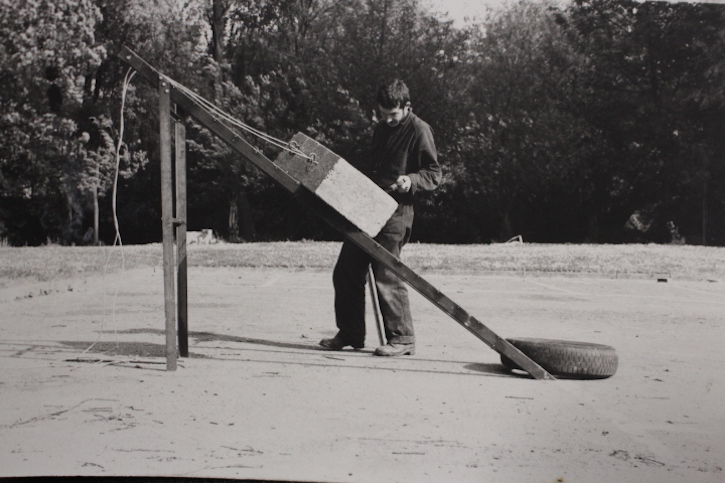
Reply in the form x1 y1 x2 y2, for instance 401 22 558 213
500 338 618 379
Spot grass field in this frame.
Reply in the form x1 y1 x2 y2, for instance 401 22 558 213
1 241 723 287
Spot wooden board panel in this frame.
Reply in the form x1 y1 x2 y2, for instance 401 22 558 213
275 133 398 237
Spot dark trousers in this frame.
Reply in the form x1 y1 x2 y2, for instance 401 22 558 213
332 204 415 345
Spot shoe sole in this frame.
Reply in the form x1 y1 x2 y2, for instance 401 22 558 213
319 342 364 350
374 348 415 356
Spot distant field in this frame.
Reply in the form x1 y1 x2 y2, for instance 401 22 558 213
0 241 723 288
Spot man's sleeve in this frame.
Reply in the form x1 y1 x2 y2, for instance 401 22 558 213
408 125 442 194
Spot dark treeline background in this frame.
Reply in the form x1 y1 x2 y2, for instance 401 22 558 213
1 0 723 246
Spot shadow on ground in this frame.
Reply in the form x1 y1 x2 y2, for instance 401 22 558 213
58 329 523 378
61 340 208 359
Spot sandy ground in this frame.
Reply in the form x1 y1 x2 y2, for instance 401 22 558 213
1 266 723 483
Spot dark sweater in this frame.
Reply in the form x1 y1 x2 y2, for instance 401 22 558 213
366 112 442 203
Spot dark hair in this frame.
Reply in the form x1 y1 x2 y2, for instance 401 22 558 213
376 79 410 109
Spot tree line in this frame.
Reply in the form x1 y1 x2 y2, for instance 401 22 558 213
1 0 723 246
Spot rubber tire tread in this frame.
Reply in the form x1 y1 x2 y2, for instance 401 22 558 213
500 338 618 379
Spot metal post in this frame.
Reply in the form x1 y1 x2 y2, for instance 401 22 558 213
175 117 189 357
367 267 385 346
159 78 177 371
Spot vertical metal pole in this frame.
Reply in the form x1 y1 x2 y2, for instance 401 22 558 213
367 266 385 346
175 116 189 358
159 78 177 371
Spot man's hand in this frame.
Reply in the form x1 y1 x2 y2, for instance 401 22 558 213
389 175 412 193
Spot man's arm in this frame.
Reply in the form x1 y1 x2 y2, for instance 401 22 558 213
406 125 441 194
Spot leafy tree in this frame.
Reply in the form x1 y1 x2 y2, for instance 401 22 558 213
2 0 722 246
0 0 105 244
556 0 725 243
87 0 209 244
444 0 592 242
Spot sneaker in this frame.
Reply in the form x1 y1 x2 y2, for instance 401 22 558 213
374 342 415 356
319 336 364 350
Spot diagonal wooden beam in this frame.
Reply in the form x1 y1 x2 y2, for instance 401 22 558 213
118 46 555 380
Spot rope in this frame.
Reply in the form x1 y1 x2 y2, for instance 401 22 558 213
83 67 136 356
164 76 314 161
111 67 135 248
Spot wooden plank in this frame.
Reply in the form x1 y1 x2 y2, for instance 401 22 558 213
159 79 177 371
274 132 338 190
275 133 398 237
175 118 189 358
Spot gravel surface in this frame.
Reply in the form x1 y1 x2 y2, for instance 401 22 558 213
1 267 723 482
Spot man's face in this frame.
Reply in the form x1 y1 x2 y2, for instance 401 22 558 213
378 103 410 127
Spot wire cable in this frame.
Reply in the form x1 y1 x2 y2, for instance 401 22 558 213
83 67 136 355
163 76 313 160
111 67 136 249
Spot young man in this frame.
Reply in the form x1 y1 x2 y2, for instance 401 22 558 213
320 79 442 356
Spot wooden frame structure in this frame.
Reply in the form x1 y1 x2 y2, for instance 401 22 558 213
158 78 189 370
119 46 555 380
